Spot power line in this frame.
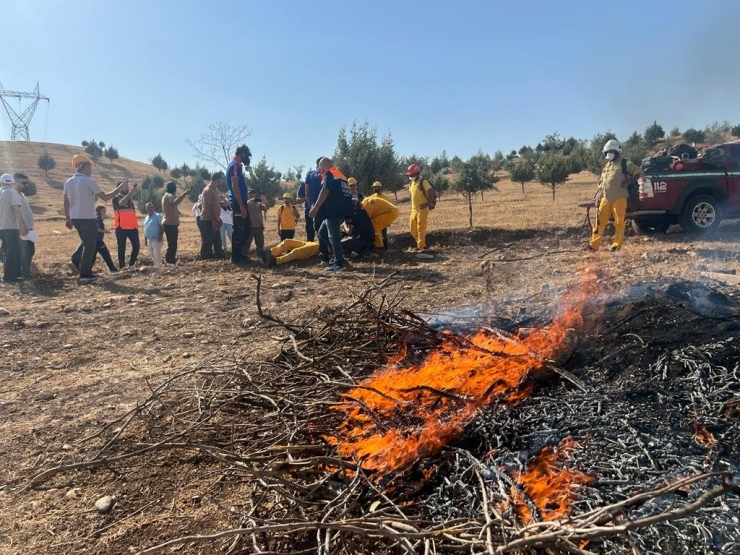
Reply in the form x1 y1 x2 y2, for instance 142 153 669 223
0 82 50 141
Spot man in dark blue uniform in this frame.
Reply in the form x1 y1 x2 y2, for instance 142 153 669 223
226 144 252 264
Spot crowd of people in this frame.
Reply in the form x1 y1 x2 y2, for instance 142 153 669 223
0 139 639 283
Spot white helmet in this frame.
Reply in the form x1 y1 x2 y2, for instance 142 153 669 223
602 139 621 153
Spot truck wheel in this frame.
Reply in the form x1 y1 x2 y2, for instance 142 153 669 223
632 216 670 235
680 195 723 234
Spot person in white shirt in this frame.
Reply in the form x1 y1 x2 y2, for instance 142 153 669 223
219 196 233 253
64 154 125 283
13 172 36 279
0 173 27 283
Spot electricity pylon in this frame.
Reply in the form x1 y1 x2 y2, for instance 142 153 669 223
0 82 50 141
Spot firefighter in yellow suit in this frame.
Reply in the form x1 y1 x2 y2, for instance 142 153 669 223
361 193 399 249
406 164 436 250
266 239 319 267
589 140 643 252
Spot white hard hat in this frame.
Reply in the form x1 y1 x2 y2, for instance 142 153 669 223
602 139 621 153
0 173 15 185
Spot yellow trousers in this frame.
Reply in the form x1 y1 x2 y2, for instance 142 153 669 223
370 206 399 248
590 196 628 251
270 239 319 265
410 208 429 249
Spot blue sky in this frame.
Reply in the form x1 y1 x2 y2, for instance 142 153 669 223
1 0 738 174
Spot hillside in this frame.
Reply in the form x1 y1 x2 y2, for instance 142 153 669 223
0 141 172 219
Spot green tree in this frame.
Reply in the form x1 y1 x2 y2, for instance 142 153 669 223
535 153 574 201
104 146 119 166
24 179 37 196
432 173 451 198
151 153 168 173
293 164 305 182
334 121 403 197
248 156 282 206
453 161 486 228
509 159 536 195
152 175 165 188
37 151 56 178
491 150 505 171
82 139 104 159
732 125 740 138
682 128 705 144
187 175 207 203
644 121 665 145
169 167 182 181
625 131 642 147
670 126 681 137
466 150 500 201
283 168 296 182
138 183 162 213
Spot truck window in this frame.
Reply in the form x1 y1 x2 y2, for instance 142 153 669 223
731 145 740 162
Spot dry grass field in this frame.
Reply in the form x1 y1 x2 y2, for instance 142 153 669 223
1 141 740 554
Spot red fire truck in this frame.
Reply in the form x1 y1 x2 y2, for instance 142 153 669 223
631 142 740 234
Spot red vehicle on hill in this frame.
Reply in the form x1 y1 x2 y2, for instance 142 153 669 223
631 142 740 234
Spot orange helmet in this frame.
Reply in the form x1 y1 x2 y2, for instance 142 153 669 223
72 154 94 168
405 164 421 177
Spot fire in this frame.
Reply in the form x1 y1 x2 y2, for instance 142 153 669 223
511 438 593 524
330 274 598 474
694 425 716 449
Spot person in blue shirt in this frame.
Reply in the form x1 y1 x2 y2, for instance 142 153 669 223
297 158 323 241
226 144 252 264
143 202 164 267
91 205 117 272
309 157 353 272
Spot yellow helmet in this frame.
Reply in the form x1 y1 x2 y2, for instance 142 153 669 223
72 154 94 168
372 181 382 189
347 177 357 185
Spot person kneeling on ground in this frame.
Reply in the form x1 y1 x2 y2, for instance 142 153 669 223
341 201 375 259
265 239 319 268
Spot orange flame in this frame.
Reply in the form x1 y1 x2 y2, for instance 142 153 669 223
511 438 593 524
330 273 598 475
694 425 715 449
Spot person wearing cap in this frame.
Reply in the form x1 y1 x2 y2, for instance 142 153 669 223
348 177 364 202
277 193 301 240
245 190 268 263
64 154 126 282
369 181 393 203
0 173 28 283
13 172 36 279
297 158 323 241
226 144 252 264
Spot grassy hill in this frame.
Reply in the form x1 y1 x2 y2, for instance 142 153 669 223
0 141 171 219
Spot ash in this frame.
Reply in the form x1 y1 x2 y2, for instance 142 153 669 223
429 279 740 554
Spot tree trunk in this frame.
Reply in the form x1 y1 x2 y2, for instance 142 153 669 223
480 189 484 202
44 169 48 178
521 181 525 195
468 194 473 228
551 184 556 201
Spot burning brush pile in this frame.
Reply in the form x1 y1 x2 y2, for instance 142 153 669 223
32 273 740 554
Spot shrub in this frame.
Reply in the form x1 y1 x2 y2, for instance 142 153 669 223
643 121 664 145
682 128 705 144
38 151 56 177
